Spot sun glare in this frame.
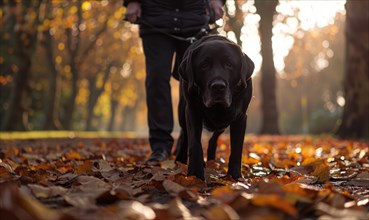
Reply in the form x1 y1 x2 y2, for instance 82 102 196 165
239 0 346 75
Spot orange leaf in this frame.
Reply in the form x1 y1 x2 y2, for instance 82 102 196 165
251 194 298 217
65 150 82 160
301 158 330 182
5 147 19 158
211 186 239 203
173 173 206 189
75 160 93 174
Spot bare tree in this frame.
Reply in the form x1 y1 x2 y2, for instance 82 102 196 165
255 0 280 134
337 0 369 139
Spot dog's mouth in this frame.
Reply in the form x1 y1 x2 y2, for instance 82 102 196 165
203 96 232 108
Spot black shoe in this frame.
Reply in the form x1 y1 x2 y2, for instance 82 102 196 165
146 149 170 162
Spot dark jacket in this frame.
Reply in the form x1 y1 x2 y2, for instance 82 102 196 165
123 0 211 36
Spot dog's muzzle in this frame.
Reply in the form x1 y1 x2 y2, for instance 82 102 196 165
203 79 232 108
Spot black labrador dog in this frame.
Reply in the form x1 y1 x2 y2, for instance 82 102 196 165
175 35 255 180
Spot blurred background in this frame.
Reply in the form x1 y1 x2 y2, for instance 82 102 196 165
0 0 368 138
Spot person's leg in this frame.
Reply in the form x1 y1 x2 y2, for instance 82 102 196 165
173 39 192 156
142 34 175 161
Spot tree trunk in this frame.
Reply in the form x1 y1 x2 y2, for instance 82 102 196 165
255 0 280 134
121 106 137 131
2 53 31 131
63 0 109 130
1 1 42 131
41 1 60 130
63 0 82 130
337 1 369 139
108 99 119 131
85 63 112 131
42 36 60 130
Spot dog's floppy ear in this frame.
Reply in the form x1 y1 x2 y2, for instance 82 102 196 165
240 52 255 87
178 47 194 92
179 37 207 93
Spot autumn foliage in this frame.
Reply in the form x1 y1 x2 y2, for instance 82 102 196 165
0 135 368 219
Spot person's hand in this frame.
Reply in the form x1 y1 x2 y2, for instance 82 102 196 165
210 0 224 21
125 2 141 23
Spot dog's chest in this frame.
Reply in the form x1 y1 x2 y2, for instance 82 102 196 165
202 107 237 131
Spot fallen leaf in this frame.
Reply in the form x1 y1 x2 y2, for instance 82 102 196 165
251 194 298 217
95 189 131 205
0 183 71 220
173 173 206 189
75 160 93 174
292 158 330 182
74 175 111 193
161 160 177 170
205 204 240 220
316 202 369 219
167 198 194 219
28 184 68 199
211 186 239 203
162 179 185 195
65 151 82 160
115 200 156 220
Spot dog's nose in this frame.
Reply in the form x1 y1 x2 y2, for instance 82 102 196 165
210 80 226 92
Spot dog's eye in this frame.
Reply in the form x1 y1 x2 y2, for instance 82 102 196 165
237 79 242 87
225 61 232 68
200 62 209 70
237 79 245 88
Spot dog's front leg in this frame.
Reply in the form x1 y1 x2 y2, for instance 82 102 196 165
186 104 205 180
207 130 223 161
228 115 247 179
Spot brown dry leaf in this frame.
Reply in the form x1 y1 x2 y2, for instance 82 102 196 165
205 204 240 220
92 159 113 172
115 200 156 220
292 158 330 182
178 189 199 202
65 150 82 160
28 184 68 199
347 171 369 187
251 194 298 218
0 162 14 181
167 198 195 219
173 173 206 189
162 179 185 195
211 186 239 203
75 160 93 174
0 183 70 220
95 189 131 205
74 175 111 193
206 160 222 170
5 147 19 158
281 183 319 205
282 183 318 199
161 160 177 170
63 194 96 209
316 202 369 219
175 161 188 169
142 179 165 191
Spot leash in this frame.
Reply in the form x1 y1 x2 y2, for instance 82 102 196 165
136 18 211 44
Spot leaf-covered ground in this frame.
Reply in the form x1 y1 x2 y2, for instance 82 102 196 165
0 135 368 220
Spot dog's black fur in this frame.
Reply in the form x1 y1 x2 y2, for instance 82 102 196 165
175 35 255 180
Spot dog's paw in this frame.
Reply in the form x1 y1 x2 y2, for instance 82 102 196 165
188 169 205 181
227 170 243 181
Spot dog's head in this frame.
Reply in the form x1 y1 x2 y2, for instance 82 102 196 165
179 35 254 108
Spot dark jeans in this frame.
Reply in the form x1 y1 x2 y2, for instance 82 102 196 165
141 34 191 154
